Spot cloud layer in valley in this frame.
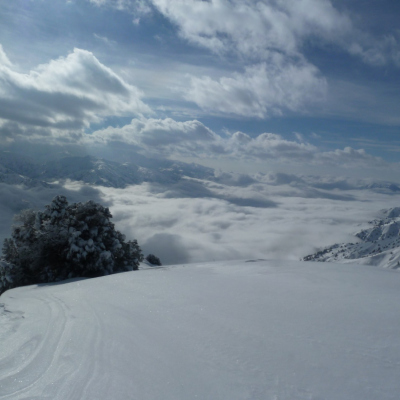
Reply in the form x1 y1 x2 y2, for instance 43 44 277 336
1 146 400 266
87 178 400 265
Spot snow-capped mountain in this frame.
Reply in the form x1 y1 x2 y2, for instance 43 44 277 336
303 207 400 269
261 172 400 193
0 152 214 188
38 156 215 187
0 162 51 188
39 156 145 187
0 151 43 178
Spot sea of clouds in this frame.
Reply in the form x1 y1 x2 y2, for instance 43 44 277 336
2 167 400 266
55 176 400 265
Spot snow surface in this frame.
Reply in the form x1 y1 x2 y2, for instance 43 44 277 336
1 260 400 400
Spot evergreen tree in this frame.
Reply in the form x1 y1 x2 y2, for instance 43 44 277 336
0 196 143 294
145 254 162 266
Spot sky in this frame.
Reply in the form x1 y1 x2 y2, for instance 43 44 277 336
1 0 400 178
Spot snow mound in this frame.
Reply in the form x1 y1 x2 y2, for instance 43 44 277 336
1 260 400 399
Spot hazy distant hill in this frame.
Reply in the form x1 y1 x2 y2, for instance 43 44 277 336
0 152 214 188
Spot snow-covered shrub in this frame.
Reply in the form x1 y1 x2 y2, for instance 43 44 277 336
145 254 162 266
0 260 20 294
0 196 143 294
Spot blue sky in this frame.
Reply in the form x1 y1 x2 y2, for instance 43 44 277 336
1 0 400 178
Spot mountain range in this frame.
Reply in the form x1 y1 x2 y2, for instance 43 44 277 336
0 152 214 188
303 207 400 269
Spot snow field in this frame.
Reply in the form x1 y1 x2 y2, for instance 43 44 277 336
1 260 400 399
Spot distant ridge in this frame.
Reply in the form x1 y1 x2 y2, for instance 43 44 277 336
0 152 214 188
303 207 400 269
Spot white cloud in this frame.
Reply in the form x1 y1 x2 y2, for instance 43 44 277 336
151 0 351 59
348 32 400 67
150 0 400 67
0 47 151 137
318 147 387 168
94 179 400 264
91 117 223 157
0 44 12 67
185 59 327 117
93 33 117 46
85 0 400 121
90 116 389 170
89 0 152 16
227 131 318 161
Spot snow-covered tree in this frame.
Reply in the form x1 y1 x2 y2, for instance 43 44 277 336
0 196 143 294
145 254 162 266
0 260 19 294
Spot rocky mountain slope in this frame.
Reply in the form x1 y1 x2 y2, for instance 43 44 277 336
303 207 400 269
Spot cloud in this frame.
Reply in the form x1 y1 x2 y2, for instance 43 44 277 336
1 161 400 265
226 131 318 161
185 59 327 117
318 147 387 168
90 117 223 157
90 116 390 169
84 0 400 122
145 178 278 209
348 32 400 67
150 0 400 67
145 0 398 118
150 0 351 59
142 233 191 264
0 46 151 139
89 0 152 16
94 178 400 264
0 44 12 67
93 33 117 46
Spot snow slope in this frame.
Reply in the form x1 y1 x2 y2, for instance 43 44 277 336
1 260 400 400
303 207 400 269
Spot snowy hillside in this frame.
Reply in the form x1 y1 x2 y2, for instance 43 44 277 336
303 207 400 268
2 151 400 193
1 259 400 400
0 164 48 187
0 152 41 178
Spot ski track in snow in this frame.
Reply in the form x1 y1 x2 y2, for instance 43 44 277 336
0 285 106 399
1 260 400 399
